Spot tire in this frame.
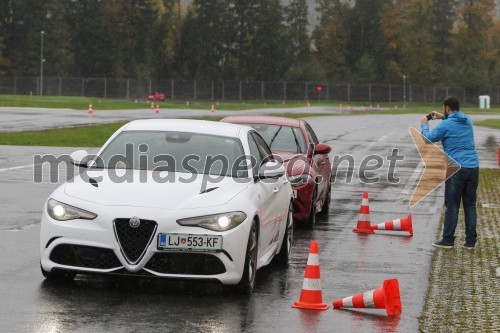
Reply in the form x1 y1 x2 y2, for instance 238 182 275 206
275 203 294 265
305 186 317 228
319 179 331 216
41 264 76 282
237 221 258 294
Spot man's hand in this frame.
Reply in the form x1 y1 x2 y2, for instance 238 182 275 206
431 111 443 119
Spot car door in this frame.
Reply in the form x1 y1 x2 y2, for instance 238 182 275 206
305 122 330 201
248 132 285 256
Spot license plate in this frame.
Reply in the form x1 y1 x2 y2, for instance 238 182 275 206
292 190 298 199
157 233 222 251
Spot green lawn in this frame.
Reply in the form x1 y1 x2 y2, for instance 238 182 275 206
1 94 499 113
474 118 500 129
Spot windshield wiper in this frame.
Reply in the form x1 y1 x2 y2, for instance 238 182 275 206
268 126 283 149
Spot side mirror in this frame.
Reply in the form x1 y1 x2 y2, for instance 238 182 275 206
314 143 332 155
70 150 90 167
258 160 285 180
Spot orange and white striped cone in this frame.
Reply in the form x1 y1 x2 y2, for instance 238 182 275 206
371 214 413 236
155 104 160 114
87 103 93 115
151 102 154 109
292 241 329 310
211 104 215 113
353 191 374 234
333 278 402 316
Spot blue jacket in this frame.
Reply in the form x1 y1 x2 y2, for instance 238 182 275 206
421 111 479 168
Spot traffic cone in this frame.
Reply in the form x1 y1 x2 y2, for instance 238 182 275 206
371 214 413 236
333 278 402 316
292 241 329 310
151 102 154 109
306 101 311 107
350 106 353 112
211 104 215 113
155 104 160 114
87 103 93 115
353 191 374 234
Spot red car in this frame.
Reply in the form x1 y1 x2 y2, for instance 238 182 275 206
146 91 166 102
222 116 332 228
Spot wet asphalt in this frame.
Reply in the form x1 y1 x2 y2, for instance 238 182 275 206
0 108 499 332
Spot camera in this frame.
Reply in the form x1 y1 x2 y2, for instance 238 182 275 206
426 112 434 121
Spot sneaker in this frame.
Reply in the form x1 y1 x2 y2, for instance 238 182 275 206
432 240 454 249
463 243 475 250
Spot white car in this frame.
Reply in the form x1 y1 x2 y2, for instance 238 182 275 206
40 119 294 293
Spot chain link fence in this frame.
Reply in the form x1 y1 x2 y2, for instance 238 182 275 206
0 76 498 105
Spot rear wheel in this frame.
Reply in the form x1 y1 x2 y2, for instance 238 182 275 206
237 221 258 294
276 203 294 265
305 186 317 228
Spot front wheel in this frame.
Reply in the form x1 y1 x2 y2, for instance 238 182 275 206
304 186 317 228
275 203 294 265
237 221 258 294
319 179 331 216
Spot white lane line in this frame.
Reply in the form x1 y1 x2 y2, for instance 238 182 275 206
0 164 33 172
367 131 397 148
397 161 425 202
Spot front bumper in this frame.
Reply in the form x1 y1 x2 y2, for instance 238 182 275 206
40 205 250 285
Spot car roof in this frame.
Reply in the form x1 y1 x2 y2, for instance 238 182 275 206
221 115 303 127
120 119 248 138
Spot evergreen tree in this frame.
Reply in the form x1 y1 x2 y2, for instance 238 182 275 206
285 0 310 65
453 0 495 90
315 0 350 81
399 0 436 85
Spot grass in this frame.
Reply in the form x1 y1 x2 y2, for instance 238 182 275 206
0 122 130 147
419 168 500 332
1 94 499 113
475 118 500 129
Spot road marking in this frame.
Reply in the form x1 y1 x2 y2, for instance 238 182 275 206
0 164 33 172
397 161 425 202
367 131 397 148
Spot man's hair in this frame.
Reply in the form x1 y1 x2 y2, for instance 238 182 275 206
443 96 460 111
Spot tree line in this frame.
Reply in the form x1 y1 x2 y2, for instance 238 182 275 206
0 0 498 92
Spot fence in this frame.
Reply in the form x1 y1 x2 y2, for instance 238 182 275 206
0 76 498 105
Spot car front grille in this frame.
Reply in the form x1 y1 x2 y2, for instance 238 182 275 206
113 218 157 264
49 244 122 269
145 252 226 275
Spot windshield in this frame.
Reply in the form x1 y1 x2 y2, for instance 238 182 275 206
242 124 306 153
93 131 248 177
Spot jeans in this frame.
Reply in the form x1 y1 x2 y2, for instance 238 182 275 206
442 168 479 246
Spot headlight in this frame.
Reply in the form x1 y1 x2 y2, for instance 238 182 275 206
288 174 311 187
47 199 97 221
177 212 247 231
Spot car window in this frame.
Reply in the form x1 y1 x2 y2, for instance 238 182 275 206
252 132 274 164
248 133 262 177
242 123 307 153
94 131 247 177
305 122 319 145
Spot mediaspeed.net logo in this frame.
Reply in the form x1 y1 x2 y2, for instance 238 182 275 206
408 127 461 208
30 128 459 205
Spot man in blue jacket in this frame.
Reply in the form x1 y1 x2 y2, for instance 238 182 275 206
421 96 479 249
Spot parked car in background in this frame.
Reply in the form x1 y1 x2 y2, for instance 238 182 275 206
40 119 294 294
222 116 332 228
146 91 166 102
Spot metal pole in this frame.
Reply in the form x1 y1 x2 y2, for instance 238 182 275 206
403 75 406 106
40 31 45 96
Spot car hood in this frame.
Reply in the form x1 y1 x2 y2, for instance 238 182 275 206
273 152 309 176
64 170 248 210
